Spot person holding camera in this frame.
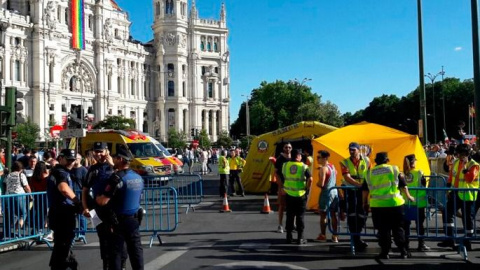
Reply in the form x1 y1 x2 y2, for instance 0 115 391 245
47 149 83 270
438 143 479 251
96 145 144 270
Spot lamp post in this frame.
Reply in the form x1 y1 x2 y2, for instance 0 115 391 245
440 66 446 132
241 94 250 147
294 78 312 121
425 71 442 143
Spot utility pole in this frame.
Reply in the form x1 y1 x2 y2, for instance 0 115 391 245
471 0 480 140
417 0 428 144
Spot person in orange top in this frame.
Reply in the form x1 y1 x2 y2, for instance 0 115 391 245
438 144 479 251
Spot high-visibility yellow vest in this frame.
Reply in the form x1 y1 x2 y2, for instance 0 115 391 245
366 164 405 207
341 157 368 186
404 169 427 208
282 161 307 197
218 156 230 174
228 156 245 170
452 159 479 201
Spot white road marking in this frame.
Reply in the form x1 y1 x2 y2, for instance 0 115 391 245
145 250 188 270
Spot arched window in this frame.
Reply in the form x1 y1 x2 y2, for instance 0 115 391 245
155 2 161 16
200 41 205 51
168 108 175 127
165 0 174 14
143 120 148 133
168 81 175 96
69 76 77 91
214 42 218 52
207 41 211 52
208 81 214 98
15 60 20 81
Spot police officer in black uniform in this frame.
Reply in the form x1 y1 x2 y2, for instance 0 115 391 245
47 149 83 270
96 145 144 270
82 142 127 270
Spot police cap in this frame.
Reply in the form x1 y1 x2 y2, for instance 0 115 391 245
113 145 132 161
93 142 108 151
59 149 77 160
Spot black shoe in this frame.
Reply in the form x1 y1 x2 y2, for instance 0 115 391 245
400 250 411 259
376 253 389 259
355 241 368 252
241 193 246 197
464 241 472 251
297 238 307 245
229 193 236 197
417 243 431 251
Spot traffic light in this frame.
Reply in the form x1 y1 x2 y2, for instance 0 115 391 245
191 128 195 137
5 87 25 126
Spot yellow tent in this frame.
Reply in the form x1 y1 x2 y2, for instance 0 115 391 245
307 122 430 210
242 121 337 193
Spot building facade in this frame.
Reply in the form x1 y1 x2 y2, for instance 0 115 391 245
0 0 230 142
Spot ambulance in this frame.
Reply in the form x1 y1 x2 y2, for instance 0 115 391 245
147 136 184 174
80 129 174 185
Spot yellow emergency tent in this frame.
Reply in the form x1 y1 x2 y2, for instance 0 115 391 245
307 122 430 210
242 121 337 193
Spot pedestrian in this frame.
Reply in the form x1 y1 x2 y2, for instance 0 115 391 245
46 149 83 270
315 150 339 243
71 153 88 240
438 144 479 251
29 161 51 241
218 150 229 197
274 142 291 233
362 152 414 259
402 154 430 252
199 148 208 175
0 148 5 215
281 148 312 245
228 149 246 197
339 142 369 251
96 145 144 270
82 142 126 270
4 161 31 238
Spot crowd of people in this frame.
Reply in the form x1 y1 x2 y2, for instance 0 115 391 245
0 144 145 270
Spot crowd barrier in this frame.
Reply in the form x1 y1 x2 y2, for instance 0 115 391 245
327 182 480 260
0 186 179 249
166 174 203 213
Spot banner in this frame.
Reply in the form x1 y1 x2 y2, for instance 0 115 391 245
71 0 85 50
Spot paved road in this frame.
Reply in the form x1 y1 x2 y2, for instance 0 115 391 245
1 164 480 269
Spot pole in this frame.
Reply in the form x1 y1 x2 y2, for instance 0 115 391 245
417 0 428 144
432 80 437 143
471 0 480 140
441 66 446 132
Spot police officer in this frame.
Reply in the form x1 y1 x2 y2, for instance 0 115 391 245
362 152 414 259
47 149 83 270
281 148 312 245
81 142 127 270
340 142 369 251
96 145 144 270
438 144 479 251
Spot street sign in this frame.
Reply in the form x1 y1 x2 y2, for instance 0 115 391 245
60 128 86 138
50 125 64 139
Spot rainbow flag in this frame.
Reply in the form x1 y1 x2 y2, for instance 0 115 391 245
71 0 85 50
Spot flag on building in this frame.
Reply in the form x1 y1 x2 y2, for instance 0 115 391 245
71 0 85 50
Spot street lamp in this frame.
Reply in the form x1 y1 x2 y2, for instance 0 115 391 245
241 94 250 147
293 78 312 121
440 66 446 133
425 71 442 143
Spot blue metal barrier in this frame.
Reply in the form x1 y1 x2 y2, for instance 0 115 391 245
167 174 203 213
327 185 480 260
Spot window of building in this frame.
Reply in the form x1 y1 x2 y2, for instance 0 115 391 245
182 64 186 75
165 0 174 14
168 81 175 96
88 15 93 30
114 29 119 38
14 37 20 46
107 74 112 90
182 81 186 97
69 76 77 92
117 58 121 65
155 2 161 16
214 67 219 74
207 41 211 52
208 81 213 98
201 66 206 75
144 80 147 97
117 76 121 93
49 63 54 83
214 42 218 52
118 110 123 116
65 8 69 26
200 41 205 51
14 60 20 81
131 79 135 95
168 108 175 127
167 63 174 74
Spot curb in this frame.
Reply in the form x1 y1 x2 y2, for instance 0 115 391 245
0 241 25 253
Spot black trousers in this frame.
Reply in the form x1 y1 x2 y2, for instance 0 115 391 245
219 174 228 196
229 170 244 195
403 207 426 249
346 188 366 244
371 206 406 254
48 207 77 270
285 194 306 234
443 192 475 236
108 217 143 270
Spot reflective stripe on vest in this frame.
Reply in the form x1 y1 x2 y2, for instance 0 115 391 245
282 161 307 197
404 169 427 207
366 164 404 207
452 159 479 201
341 157 368 186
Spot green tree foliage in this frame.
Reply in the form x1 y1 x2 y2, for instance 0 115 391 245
342 77 474 143
198 129 211 149
167 128 187 149
231 80 344 137
216 130 233 148
15 118 40 149
93 115 136 130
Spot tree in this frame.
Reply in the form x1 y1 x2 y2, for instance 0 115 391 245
93 115 136 130
167 128 187 149
198 129 211 149
15 118 40 149
231 80 343 137
216 130 233 148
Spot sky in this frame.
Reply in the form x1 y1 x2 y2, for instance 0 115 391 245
115 0 474 122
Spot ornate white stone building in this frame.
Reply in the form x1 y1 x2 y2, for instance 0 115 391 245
0 0 230 142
